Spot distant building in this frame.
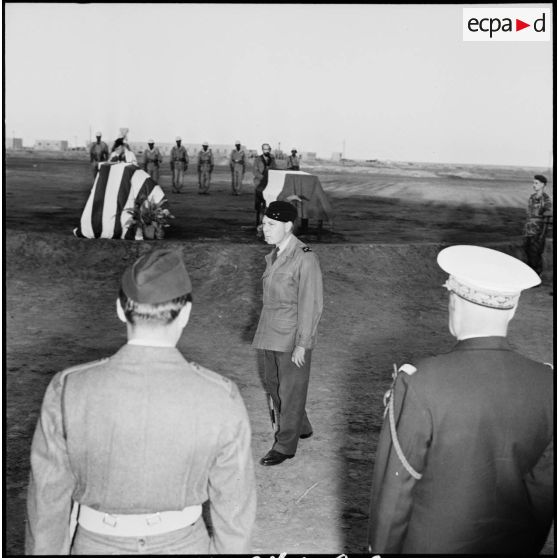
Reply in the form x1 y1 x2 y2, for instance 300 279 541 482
331 152 342 162
34 139 68 151
302 151 317 162
6 137 23 150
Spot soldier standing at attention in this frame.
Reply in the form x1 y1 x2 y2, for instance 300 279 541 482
143 139 163 184
523 174 552 277
368 245 553 555
253 201 323 466
197 141 214 195
286 148 300 171
89 131 109 178
253 143 277 232
229 140 246 196
170 136 189 193
26 249 256 555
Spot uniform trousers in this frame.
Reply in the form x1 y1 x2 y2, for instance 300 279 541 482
71 518 210 555
263 349 313 455
145 163 160 184
524 234 546 276
172 165 186 192
198 168 212 193
91 162 100 178
231 165 244 194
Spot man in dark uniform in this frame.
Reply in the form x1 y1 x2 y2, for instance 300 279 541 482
368 245 553 554
252 201 323 466
26 249 256 554
253 143 277 233
89 131 109 178
523 174 552 276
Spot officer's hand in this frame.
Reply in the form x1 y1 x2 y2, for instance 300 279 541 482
292 346 305 368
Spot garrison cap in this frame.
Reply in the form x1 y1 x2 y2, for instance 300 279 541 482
95 131 102 137
148 139 154 144
175 136 182 141
265 201 298 223
534 174 547 184
202 141 209 146
121 249 192 304
438 245 540 310
235 140 241 144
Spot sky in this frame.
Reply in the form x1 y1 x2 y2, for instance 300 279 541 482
4 3 554 166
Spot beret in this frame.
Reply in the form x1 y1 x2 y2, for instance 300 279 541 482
265 201 298 223
534 174 547 185
121 249 192 304
438 245 540 309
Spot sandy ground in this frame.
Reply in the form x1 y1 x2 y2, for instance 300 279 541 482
5 154 554 554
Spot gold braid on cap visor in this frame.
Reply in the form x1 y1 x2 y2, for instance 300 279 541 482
443 276 519 310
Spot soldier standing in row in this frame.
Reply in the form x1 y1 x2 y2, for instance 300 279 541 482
523 174 552 276
253 143 277 232
286 148 300 171
143 139 163 184
25 249 256 554
170 136 189 194
368 245 553 554
197 141 214 195
229 140 246 196
89 131 109 178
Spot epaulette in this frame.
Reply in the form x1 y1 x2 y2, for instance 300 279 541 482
302 246 312 252
189 361 233 393
60 358 109 380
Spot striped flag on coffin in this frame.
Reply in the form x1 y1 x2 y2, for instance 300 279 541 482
74 162 165 239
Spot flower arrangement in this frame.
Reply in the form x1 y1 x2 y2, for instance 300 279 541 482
124 196 174 240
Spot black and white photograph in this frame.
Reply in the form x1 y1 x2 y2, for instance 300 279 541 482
5 2 554 555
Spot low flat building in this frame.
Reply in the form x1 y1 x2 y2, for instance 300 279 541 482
34 139 68 151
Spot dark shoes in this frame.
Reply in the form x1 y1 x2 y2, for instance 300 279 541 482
260 449 294 466
300 431 313 439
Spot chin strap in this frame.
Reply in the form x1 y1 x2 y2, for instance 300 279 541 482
383 363 423 480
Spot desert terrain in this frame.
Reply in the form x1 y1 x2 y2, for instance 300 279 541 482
5 152 554 554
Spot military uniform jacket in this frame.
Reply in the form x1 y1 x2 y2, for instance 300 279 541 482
143 147 163 166
524 192 552 236
25 344 256 555
252 235 323 352
89 141 109 163
197 149 214 170
230 148 246 168
368 336 554 554
170 145 189 168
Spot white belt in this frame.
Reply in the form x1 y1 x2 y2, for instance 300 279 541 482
78 504 202 537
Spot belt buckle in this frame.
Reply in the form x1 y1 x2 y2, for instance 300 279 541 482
146 512 162 526
102 513 118 527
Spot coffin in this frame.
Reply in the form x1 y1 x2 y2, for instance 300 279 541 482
74 162 165 239
263 170 333 223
